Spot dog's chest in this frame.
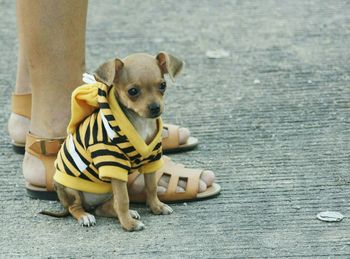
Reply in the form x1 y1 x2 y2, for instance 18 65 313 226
130 116 158 144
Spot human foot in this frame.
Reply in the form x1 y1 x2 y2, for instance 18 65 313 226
128 156 218 202
162 124 199 153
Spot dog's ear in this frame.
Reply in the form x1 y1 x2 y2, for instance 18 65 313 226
93 59 124 86
156 52 184 82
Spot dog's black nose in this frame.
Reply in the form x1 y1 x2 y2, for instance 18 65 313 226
148 103 161 116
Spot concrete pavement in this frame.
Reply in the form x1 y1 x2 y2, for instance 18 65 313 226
1 1 350 257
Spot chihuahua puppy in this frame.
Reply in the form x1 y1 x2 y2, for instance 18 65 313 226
43 52 183 231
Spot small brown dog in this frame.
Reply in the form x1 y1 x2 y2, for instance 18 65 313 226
41 52 183 231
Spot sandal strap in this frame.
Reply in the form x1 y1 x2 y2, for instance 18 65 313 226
162 124 180 150
25 133 65 191
26 132 65 156
11 93 32 119
159 159 201 201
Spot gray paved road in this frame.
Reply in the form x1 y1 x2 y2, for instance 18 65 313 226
1 1 350 258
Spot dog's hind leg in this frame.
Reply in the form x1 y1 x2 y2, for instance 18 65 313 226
64 188 96 227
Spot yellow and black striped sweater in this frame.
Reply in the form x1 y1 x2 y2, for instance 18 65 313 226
54 83 163 194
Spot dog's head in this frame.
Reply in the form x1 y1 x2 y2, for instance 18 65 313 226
94 52 184 118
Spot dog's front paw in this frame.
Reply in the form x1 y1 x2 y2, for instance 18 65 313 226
122 219 145 232
78 213 96 227
129 210 141 219
150 202 173 215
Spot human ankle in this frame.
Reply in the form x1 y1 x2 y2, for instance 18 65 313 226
30 114 69 138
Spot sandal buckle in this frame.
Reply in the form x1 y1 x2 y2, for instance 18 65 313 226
39 139 64 156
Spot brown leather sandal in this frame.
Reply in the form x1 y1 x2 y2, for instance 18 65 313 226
24 132 64 200
11 93 32 154
128 156 221 203
162 124 199 154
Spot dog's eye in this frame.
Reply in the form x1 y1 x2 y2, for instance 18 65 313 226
159 82 167 92
128 87 140 97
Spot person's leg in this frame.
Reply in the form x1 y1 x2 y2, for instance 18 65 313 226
14 36 31 94
7 5 31 146
18 0 88 187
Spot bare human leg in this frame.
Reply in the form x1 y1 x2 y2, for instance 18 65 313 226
7 6 31 146
18 0 87 188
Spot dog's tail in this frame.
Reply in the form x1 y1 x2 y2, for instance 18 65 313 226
39 209 69 218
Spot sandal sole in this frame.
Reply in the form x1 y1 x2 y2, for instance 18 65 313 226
26 183 58 201
12 140 25 155
13 144 25 155
196 183 221 199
